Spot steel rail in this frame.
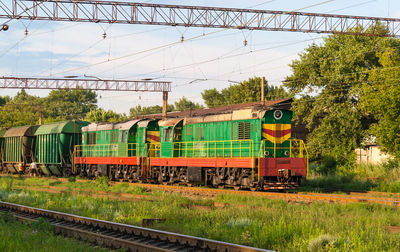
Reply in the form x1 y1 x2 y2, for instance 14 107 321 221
0 201 272 252
0 0 399 37
0 76 171 92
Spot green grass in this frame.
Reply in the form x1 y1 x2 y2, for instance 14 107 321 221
0 176 400 251
302 160 400 193
0 211 107 252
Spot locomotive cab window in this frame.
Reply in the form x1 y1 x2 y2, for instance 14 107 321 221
162 128 173 142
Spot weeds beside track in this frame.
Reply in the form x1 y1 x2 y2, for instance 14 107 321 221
0 201 270 252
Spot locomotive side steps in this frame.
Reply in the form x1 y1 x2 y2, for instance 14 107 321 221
0 201 273 252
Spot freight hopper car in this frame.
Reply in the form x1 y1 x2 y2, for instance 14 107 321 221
75 101 308 190
0 128 6 172
34 121 89 176
2 125 38 174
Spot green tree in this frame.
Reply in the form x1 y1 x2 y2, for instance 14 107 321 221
360 48 400 157
129 104 175 118
201 77 288 108
0 90 42 127
43 89 97 120
174 97 204 111
85 109 128 123
284 26 400 161
0 95 11 105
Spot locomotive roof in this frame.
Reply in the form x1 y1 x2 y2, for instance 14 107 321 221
115 119 142 130
155 99 293 126
139 98 292 120
82 119 142 132
158 118 183 127
137 119 157 127
4 125 38 137
34 121 89 135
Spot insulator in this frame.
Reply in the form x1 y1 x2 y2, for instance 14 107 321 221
180 35 184 42
243 39 247 46
103 32 107 39
24 29 28 36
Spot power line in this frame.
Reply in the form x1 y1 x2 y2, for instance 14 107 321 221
35 0 336 77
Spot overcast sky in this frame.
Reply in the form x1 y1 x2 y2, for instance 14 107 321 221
0 0 399 114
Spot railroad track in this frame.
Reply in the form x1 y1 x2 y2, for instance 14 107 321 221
0 201 271 252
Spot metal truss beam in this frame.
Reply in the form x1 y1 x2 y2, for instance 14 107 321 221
0 76 171 92
0 0 399 37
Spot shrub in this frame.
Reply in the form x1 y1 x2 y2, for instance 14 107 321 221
307 234 337 252
96 176 110 190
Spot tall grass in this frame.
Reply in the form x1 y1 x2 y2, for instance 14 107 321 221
0 176 399 251
0 212 108 251
303 159 400 193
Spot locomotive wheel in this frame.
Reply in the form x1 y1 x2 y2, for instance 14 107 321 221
233 186 240 191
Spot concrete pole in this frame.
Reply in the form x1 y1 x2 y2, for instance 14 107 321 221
162 91 168 120
261 77 265 105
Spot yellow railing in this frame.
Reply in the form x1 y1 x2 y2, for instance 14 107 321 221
261 139 308 158
148 139 253 158
74 143 139 158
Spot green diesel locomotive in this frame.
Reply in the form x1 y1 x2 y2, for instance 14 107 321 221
75 101 308 190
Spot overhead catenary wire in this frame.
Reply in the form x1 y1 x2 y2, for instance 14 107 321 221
46 0 336 77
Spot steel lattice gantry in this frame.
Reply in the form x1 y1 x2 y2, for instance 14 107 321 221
0 0 399 37
0 76 171 92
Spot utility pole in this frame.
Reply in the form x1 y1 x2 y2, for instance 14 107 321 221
261 77 265 105
162 91 168 120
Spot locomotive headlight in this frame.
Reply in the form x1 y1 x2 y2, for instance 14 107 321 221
265 151 270 157
274 110 283 120
284 150 290 156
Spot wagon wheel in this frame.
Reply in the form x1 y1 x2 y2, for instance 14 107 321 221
233 186 241 191
250 187 258 192
63 169 72 177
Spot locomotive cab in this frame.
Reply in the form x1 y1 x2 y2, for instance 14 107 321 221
257 109 308 189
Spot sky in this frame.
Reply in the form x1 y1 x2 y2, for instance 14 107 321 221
0 0 399 114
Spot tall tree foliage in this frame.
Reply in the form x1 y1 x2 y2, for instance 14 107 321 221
129 104 175 118
0 89 98 128
129 97 202 118
44 89 97 120
360 48 400 157
0 90 42 127
201 77 288 108
285 26 400 161
85 109 128 123
174 97 204 111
